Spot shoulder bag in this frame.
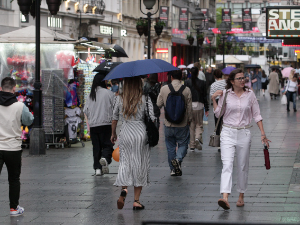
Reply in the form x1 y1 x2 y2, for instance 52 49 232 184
144 95 159 147
209 91 228 147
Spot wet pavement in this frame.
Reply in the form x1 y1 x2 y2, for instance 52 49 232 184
1 94 300 224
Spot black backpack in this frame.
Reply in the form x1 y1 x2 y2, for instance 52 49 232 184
164 84 186 124
144 96 159 147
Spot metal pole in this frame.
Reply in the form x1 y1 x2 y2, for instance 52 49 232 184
147 12 151 59
30 0 45 155
196 28 199 62
223 37 225 69
210 42 211 67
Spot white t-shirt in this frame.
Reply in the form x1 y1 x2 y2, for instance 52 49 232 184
192 102 204 110
65 107 81 117
285 80 298 93
65 117 82 139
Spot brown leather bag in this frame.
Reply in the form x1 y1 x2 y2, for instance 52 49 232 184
209 92 228 147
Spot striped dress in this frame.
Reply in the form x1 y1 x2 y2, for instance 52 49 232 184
113 95 155 187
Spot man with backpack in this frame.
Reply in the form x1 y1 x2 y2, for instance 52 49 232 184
157 70 192 176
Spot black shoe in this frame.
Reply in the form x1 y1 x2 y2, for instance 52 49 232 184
287 109 290 112
170 169 176 176
294 109 297 112
218 148 221 152
171 159 182 176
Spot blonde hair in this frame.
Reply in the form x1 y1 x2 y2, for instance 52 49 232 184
121 77 143 119
289 69 295 80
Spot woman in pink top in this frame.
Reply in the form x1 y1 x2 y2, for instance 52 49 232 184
212 68 270 210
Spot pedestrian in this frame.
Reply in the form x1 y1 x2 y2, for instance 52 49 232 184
184 67 209 151
284 73 300 112
261 70 268 96
252 68 262 97
194 62 206 81
244 68 252 89
157 70 192 176
289 69 295 81
209 69 227 152
83 73 115 176
110 79 119 94
268 68 279 100
111 76 155 210
0 77 34 216
143 73 161 128
212 68 270 210
203 67 214 124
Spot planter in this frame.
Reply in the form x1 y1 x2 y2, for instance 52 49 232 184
154 25 163 36
188 37 194 45
143 26 148 37
136 25 144 37
17 0 33 15
30 2 35 18
46 0 61 15
197 37 204 45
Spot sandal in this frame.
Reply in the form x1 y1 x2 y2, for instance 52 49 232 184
117 188 127 209
133 200 145 210
236 200 244 207
218 198 230 210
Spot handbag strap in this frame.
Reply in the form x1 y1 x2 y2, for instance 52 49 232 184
213 91 228 133
145 95 150 121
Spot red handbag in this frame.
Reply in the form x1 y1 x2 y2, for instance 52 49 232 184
263 145 271 170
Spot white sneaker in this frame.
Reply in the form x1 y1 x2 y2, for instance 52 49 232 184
203 121 208 125
10 205 24 217
100 158 109 174
95 169 102 176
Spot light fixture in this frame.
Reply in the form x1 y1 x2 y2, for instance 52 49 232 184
190 8 205 27
75 2 79 6
207 30 214 42
219 21 229 36
143 0 156 10
66 0 70 3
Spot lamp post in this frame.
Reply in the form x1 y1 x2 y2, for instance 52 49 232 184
219 21 229 69
140 0 160 59
207 30 214 67
239 41 245 55
190 8 206 63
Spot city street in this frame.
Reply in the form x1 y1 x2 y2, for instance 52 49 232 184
1 94 300 225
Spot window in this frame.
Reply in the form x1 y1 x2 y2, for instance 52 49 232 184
0 0 11 9
172 6 179 29
216 3 225 9
100 26 113 35
232 3 244 15
20 14 29 23
250 3 261 8
47 17 62 29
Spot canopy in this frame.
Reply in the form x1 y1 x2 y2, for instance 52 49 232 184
220 56 243 64
0 26 75 43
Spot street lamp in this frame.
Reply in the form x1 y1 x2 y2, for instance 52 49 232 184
140 0 160 59
190 8 206 63
207 30 214 67
219 21 229 69
239 41 245 55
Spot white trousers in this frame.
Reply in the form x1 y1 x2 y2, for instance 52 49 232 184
220 126 251 194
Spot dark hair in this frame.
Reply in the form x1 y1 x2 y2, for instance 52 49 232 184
213 69 224 79
171 70 182 80
225 68 248 91
1 77 16 91
294 73 299 79
90 73 107 101
262 70 267 78
111 79 119 85
148 73 158 86
272 68 276 72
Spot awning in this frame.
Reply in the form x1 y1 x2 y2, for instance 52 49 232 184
220 56 244 64
171 37 196 46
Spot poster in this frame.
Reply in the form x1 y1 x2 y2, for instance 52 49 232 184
242 8 252 31
159 6 169 27
179 7 189 30
222 9 231 30
201 8 209 30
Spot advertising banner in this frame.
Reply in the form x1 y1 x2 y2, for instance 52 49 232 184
227 36 282 43
159 6 169 27
179 8 189 30
242 8 252 31
266 6 300 39
201 8 209 30
222 8 231 30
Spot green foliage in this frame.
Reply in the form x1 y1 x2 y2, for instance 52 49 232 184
136 19 147 26
155 20 166 27
186 34 194 40
197 33 204 39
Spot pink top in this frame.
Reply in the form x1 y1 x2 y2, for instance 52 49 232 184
214 88 263 127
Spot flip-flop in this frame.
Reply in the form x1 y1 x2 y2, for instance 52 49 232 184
218 199 230 210
236 200 244 207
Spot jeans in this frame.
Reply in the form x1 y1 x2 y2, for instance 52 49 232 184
0 150 22 209
90 125 114 170
286 91 296 110
164 125 190 170
203 108 208 122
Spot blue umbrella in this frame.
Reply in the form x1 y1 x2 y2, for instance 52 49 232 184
103 59 179 81
222 66 236 75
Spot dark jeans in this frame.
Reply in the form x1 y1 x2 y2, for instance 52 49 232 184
214 99 223 136
286 91 296 110
90 125 114 170
0 150 22 209
164 125 190 170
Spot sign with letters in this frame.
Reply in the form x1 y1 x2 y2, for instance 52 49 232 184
266 6 300 39
242 8 252 31
222 9 232 30
179 8 189 30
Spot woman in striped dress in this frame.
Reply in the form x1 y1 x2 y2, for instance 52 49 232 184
111 76 155 210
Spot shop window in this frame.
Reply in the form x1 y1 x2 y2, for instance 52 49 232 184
0 0 11 9
47 17 62 29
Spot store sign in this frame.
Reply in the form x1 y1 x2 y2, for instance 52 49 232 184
201 9 209 30
294 49 300 54
156 48 168 53
160 6 169 27
267 6 300 39
121 29 127 37
100 26 113 35
222 9 232 30
257 13 266 34
212 27 260 34
227 36 282 43
242 8 252 31
179 8 189 30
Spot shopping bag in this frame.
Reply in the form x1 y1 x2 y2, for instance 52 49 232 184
281 95 287 105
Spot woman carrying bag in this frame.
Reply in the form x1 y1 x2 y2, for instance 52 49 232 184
284 73 300 112
212 69 270 210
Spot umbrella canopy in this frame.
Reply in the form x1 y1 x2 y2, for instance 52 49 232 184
282 67 294 78
220 56 243 64
187 64 194 69
106 44 128 58
178 65 186 69
270 65 282 69
93 61 123 74
103 59 179 81
222 66 236 75
244 64 261 68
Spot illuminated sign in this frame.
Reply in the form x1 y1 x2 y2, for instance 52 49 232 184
121 29 127 37
266 6 300 39
100 26 113 35
295 49 300 54
156 48 168 53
